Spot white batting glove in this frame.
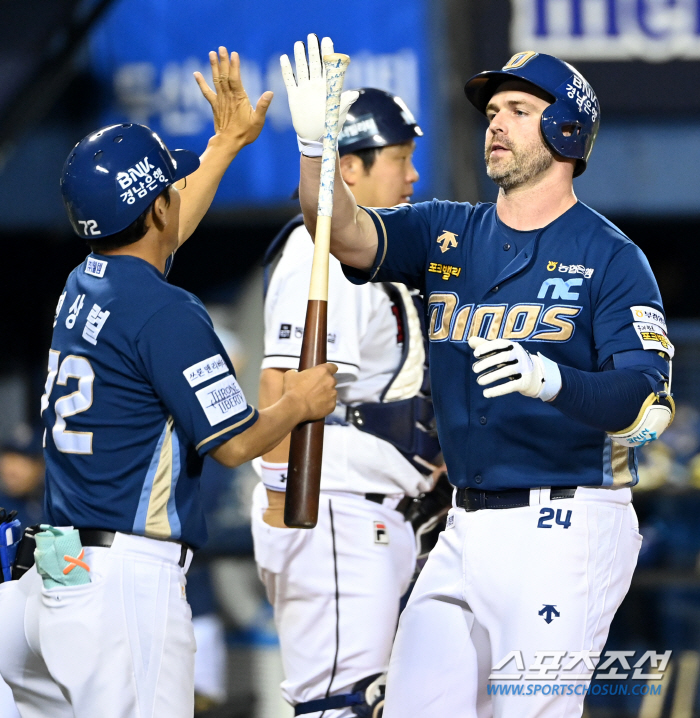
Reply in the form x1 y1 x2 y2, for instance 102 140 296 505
280 34 359 156
469 337 562 401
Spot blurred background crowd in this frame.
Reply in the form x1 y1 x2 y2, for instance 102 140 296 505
2 0 700 716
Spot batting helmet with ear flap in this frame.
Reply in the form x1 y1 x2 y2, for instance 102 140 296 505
338 88 422 156
464 51 600 177
60 123 200 239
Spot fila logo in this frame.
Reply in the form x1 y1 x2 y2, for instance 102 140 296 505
374 521 389 545
537 278 583 301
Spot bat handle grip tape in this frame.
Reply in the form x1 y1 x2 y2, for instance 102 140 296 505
317 53 350 219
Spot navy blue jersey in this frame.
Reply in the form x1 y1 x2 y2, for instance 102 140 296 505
345 201 670 491
41 254 258 549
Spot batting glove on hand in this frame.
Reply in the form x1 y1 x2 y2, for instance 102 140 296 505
280 34 358 156
469 337 562 401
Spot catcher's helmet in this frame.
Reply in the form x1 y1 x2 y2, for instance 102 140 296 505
464 51 600 177
338 88 423 156
61 123 200 239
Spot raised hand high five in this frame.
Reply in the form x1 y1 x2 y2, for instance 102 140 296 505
280 34 358 154
194 46 273 155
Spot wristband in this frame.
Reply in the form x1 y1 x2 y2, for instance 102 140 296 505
261 461 289 492
297 137 324 157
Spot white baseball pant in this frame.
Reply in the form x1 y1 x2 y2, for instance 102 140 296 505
0 533 195 718
252 484 416 717
383 486 642 718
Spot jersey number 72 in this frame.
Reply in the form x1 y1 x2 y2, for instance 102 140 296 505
40 350 94 454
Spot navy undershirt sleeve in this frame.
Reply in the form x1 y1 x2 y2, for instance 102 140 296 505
550 366 653 433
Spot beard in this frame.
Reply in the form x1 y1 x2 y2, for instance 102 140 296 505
485 134 554 191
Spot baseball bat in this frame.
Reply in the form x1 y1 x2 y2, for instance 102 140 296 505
285 53 351 529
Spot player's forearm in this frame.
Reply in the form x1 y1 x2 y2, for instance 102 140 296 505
299 154 378 270
550 365 659 432
259 367 291 463
211 393 305 467
176 134 244 245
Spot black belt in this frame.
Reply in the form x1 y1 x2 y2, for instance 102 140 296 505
365 493 413 514
294 691 365 715
78 529 190 568
455 486 577 512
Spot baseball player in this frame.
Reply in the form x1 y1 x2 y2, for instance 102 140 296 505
253 72 441 717
289 43 675 718
0 48 337 718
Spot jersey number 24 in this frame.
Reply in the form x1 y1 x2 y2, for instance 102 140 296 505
40 350 94 454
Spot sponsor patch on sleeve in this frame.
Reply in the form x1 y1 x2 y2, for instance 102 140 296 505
183 354 229 388
85 257 108 278
633 322 675 357
195 374 248 426
630 306 667 332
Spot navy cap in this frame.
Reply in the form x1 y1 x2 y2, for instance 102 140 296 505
61 123 200 239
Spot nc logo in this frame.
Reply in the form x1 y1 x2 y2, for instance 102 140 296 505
537 278 583 301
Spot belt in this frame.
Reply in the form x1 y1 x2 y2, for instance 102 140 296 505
455 486 577 512
78 529 190 568
294 692 365 716
364 493 413 514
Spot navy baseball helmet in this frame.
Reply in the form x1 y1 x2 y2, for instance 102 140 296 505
338 88 423 156
60 123 200 239
464 51 600 177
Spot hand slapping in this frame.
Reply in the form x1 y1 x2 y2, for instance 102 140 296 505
194 46 273 155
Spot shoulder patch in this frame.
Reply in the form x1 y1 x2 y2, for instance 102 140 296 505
630 306 667 332
195 374 248 426
630 307 673 357
85 257 108 278
633 323 674 358
183 354 229 388
278 323 291 340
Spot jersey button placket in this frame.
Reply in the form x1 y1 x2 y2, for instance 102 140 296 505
474 474 483 484
479 416 487 425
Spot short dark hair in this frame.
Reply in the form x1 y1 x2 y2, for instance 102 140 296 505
88 186 170 253
347 147 382 173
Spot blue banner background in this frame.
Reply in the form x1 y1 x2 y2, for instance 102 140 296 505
89 0 436 208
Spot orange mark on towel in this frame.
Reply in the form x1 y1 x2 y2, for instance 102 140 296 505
63 549 90 575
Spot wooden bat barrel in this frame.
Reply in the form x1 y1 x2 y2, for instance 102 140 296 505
285 300 327 528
